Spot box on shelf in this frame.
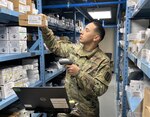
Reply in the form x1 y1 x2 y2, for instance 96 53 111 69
9 0 26 13
26 0 32 14
0 27 9 34
8 26 27 33
0 67 13 85
0 0 7 7
9 0 26 5
141 49 150 63
27 69 39 76
129 80 144 98
7 0 13 10
9 40 27 53
9 33 27 41
143 87 150 117
19 14 48 27
14 77 29 87
12 66 23 81
0 82 14 99
0 33 9 40
0 40 9 53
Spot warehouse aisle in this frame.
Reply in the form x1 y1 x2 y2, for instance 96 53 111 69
98 74 117 117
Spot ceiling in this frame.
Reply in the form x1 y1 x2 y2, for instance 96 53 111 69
42 0 126 25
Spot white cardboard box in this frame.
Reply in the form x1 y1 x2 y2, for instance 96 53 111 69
8 26 27 33
0 0 7 7
9 41 27 53
0 27 9 34
12 66 23 81
9 33 27 41
0 67 13 85
7 0 13 10
0 40 9 53
0 82 14 99
0 33 9 40
27 69 39 76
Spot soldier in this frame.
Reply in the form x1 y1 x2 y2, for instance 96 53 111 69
41 20 112 117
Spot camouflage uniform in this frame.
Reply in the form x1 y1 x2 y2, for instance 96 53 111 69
42 27 112 117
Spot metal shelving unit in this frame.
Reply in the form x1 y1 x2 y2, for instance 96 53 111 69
0 7 19 23
132 0 150 19
0 52 40 62
45 68 66 83
0 0 67 112
116 0 150 116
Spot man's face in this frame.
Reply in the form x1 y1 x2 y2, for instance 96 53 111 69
79 22 99 44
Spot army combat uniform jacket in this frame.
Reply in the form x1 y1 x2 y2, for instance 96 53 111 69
42 27 112 117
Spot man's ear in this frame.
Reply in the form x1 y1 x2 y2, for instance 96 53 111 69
93 35 101 42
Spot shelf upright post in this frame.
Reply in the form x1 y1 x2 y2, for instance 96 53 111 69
36 0 46 86
115 0 122 101
73 9 77 43
122 6 132 117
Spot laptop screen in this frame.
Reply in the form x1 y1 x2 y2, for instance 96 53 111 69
13 87 71 113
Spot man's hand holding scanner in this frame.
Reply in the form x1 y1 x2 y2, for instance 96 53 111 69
59 58 80 76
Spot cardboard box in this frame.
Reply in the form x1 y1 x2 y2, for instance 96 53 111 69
9 40 27 53
9 0 26 13
0 0 7 7
14 77 29 87
26 0 32 14
9 33 27 41
0 27 9 34
0 40 9 53
9 0 26 5
0 67 13 85
0 82 14 99
14 3 26 13
142 87 150 117
8 26 27 33
19 14 48 27
0 33 9 40
7 0 13 10
12 66 23 81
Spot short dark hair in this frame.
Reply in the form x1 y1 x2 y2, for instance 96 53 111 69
92 20 105 41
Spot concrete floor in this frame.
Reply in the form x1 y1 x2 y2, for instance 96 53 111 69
98 74 117 117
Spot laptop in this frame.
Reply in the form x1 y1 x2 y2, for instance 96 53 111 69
13 87 71 113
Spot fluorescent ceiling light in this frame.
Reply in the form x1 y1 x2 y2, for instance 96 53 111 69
88 8 112 19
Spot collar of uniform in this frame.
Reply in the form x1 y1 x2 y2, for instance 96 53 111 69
77 46 99 58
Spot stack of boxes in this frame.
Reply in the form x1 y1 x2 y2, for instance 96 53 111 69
22 58 40 85
0 59 40 99
9 0 27 13
13 65 29 87
128 30 146 56
0 67 14 99
0 26 27 53
0 65 29 99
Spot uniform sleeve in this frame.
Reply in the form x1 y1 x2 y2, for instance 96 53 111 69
76 59 111 98
41 27 74 57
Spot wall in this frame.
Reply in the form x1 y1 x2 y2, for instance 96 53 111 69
99 28 115 61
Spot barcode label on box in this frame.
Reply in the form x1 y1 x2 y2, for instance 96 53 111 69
28 15 42 25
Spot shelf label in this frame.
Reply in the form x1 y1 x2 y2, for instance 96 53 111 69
28 15 42 25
